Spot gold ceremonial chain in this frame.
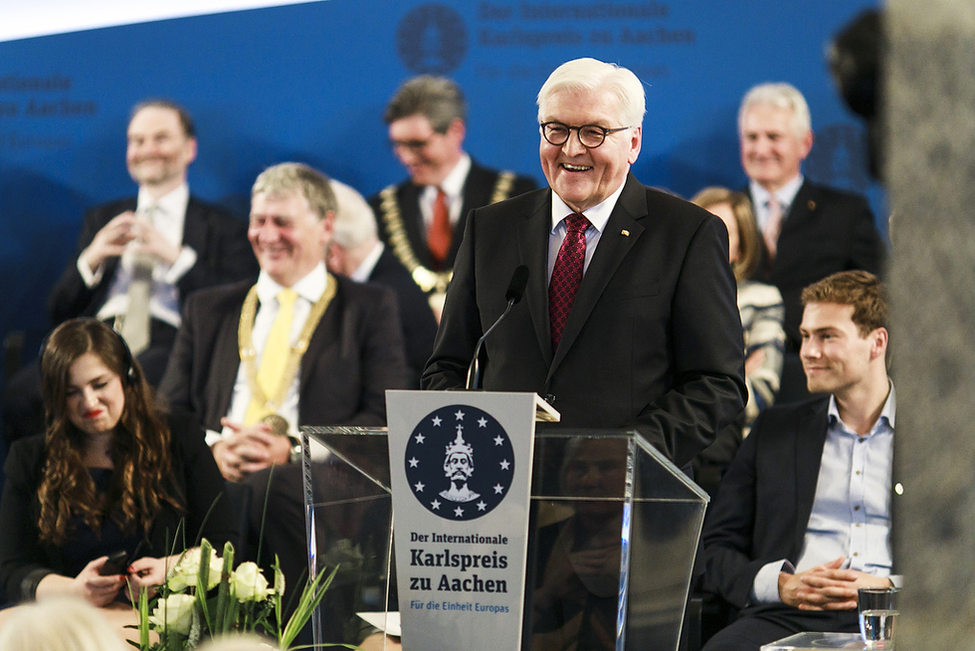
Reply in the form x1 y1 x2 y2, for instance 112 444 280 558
238 275 337 414
490 171 515 205
378 171 519 295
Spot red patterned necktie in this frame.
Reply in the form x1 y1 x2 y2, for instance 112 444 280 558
428 188 451 270
549 213 590 352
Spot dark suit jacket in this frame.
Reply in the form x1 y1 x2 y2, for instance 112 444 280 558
0 410 236 602
159 275 410 430
366 247 438 388
370 159 537 271
700 397 832 609
422 174 746 468
749 180 886 350
49 195 259 326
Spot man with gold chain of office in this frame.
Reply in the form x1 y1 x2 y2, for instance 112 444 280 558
160 162 408 481
369 75 537 317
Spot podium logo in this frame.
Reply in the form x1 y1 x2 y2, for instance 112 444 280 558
397 3 468 75
405 405 514 521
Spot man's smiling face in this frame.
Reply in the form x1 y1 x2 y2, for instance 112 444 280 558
538 88 641 213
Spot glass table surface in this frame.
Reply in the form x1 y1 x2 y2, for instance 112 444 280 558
761 632 869 650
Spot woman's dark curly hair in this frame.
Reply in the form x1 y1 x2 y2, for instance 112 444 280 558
37 319 182 545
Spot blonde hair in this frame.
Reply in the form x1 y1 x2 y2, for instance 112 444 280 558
252 163 337 220
690 186 762 281
0 598 129 651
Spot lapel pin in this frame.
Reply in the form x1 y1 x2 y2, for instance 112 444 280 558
621 229 630 237
808 200 816 210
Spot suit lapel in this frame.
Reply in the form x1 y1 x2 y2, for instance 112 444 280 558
213 289 248 423
180 198 208 252
517 191 555 367
794 399 830 547
399 183 430 268
547 175 646 376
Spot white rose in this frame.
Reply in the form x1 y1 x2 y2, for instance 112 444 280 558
168 547 223 592
231 562 271 602
149 593 197 635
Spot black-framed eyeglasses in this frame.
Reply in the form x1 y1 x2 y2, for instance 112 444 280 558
390 138 433 153
540 122 632 149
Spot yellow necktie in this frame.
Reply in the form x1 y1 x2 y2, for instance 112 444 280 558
244 288 298 425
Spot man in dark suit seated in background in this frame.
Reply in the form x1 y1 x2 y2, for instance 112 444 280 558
738 83 886 401
423 55 745 473
3 99 256 445
700 271 898 651
369 75 537 317
327 178 437 387
159 163 408 644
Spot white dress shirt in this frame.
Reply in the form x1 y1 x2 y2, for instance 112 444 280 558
204 264 331 459
419 152 471 228
547 180 626 283
88 183 198 327
750 174 803 234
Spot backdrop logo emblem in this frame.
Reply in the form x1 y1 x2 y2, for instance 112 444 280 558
397 3 467 75
405 405 514 521
806 123 870 192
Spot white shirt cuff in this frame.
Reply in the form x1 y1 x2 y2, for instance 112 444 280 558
206 427 331 462
751 559 795 604
205 428 225 448
77 252 103 287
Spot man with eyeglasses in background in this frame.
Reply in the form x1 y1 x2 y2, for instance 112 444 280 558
423 58 745 470
369 75 537 317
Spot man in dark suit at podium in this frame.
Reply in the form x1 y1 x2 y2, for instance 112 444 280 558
738 83 885 399
422 57 745 470
701 271 897 650
369 75 537 316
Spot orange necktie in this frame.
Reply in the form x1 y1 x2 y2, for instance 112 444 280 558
428 188 451 269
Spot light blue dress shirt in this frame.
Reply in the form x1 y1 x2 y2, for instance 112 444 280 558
752 384 896 604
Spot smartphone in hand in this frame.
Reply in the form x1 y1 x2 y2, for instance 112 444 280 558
98 550 130 576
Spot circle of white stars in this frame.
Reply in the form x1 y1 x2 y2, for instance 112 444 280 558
406 407 513 518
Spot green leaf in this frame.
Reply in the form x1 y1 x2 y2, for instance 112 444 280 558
279 565 339 650
215 541 235 634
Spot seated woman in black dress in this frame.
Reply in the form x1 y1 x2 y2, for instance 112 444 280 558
0 318 235 638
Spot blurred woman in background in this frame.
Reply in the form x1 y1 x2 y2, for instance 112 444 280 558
691 187 785 492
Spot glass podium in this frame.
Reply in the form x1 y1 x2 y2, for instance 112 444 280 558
300 426 709 651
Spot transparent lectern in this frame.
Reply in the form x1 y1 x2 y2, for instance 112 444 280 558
300 426 709 651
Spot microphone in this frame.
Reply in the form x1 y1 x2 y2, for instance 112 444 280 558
466 265 529 390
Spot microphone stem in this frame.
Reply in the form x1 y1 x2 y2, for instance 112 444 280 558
465 297 515 390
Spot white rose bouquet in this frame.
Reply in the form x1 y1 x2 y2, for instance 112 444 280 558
136 538 338 651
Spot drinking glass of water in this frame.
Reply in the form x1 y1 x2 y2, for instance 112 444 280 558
858 586 898 649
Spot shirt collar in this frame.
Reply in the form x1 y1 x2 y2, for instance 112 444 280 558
256 262 328 305
137 182 189 219
351 241 385 282
828 380 896 435
438 152 471 198
549 178 627 234
750 174 804 212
